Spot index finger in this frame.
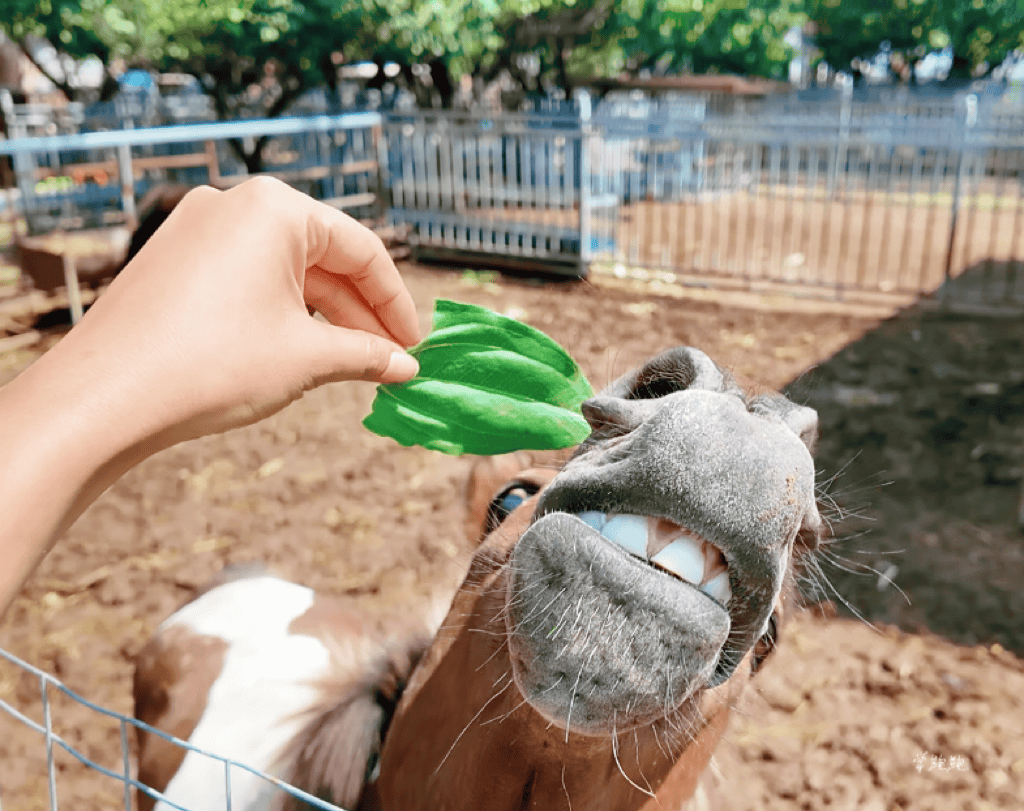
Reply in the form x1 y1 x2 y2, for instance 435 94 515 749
306 202 421 347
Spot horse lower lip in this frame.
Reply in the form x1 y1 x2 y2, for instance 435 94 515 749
507 513 731 731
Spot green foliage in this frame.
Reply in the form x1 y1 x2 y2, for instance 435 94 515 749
807 0 932 72
363 299 594 456
932 0 1024 78
20 0 1020 112
807 0 1024 78
610 0 806 81
2 0 810 114
0 0 111 63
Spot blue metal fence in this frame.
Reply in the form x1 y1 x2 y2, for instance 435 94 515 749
2 92 1023 306
0 112 386 234
382 90 1024 308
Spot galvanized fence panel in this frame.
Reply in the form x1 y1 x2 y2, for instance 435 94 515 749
385 110 589 275
383 93 1024 309
0 646 351 811
4 94 1024 306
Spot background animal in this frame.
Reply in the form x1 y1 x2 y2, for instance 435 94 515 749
134 346 823 810
122 183 229 269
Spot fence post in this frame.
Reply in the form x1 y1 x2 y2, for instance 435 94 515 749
941 93 978 303
2 89 43 233
829 78 853 196
576 88 592 276
372 121 391 224
115 143 137 226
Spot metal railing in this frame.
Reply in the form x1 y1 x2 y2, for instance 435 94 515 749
384 108 595 274
0 112 386 234
3 92 1023 306
385 92 1024 308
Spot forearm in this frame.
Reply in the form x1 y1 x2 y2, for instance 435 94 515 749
0 337 166 614
0 179 421 616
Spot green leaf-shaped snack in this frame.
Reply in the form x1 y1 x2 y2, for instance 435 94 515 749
363 299 594 455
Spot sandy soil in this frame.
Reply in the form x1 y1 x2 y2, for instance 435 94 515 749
1 262 1022 811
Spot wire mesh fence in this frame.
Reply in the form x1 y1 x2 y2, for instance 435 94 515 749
0 646 349 811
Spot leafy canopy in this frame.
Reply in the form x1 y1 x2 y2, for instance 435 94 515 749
807 0 1024 78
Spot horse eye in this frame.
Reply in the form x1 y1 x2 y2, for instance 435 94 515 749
485 483 540 534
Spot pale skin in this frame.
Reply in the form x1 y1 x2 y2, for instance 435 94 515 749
0 178 421 615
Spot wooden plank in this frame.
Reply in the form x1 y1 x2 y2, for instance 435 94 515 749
321 192 378 210
217 162 379 187
35 150 216 178
205 140 221 185
337 159 378 176
132 153 214 172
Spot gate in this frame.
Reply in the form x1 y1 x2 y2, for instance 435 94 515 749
384 108 608 276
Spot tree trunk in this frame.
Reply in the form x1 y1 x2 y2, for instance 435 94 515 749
429 59 455 109
319 54 340 113
552 36 573 99
16 40 74 101
948 54 973 80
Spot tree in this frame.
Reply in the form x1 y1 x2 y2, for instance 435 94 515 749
807 0 933 78
610 0 806 81
0 0 476 168
931 0 1024 78
473 0 617 99
0 0 115 98
807 0 1024 80
471 0 803 103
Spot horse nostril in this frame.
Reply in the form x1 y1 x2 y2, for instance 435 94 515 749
796 505 824 551
581 397 639 437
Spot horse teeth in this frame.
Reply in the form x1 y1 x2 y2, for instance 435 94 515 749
598 514 649 558
569 511 728 598
699 571 732 605
646 516 688 558
650 537 705 586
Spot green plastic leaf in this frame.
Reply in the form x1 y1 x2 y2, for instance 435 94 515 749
363 299 594 455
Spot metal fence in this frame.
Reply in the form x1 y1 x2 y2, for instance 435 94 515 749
0 111 386 235
3 91 1024 308
0 646 349 811
387 90 1024 309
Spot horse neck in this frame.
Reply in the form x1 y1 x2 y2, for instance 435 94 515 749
371 567 733 811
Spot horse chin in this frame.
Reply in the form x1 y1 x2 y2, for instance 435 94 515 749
505 512 731 735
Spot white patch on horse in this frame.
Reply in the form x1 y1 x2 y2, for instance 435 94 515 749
155 576 332 811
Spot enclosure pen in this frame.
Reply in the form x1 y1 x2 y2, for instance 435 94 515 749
0 646 351 811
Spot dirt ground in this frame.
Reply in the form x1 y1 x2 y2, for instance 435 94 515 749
1 261 1023 811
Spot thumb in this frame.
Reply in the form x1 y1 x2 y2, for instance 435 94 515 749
298 319 419 386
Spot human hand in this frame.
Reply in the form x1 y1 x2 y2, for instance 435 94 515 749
66 177 421 442
0 178 423 610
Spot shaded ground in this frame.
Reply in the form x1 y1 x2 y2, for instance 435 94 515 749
787 306 1024 655
1 262 1022 810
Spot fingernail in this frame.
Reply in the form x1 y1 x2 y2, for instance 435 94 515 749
386 351 419 381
